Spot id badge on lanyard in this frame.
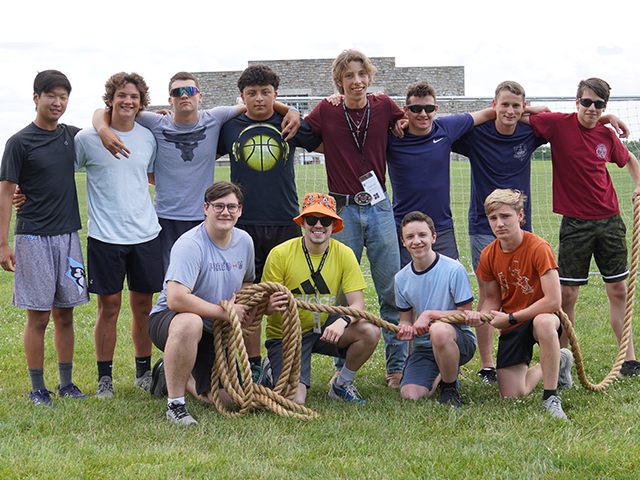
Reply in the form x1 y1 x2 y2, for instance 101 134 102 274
359 170 385 205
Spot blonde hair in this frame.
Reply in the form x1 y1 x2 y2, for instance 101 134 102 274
484 189 527 225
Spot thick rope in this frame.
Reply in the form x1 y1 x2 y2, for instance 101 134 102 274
211 198 638 416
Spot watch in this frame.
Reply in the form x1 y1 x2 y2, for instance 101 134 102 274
340 315 352 328
508 313 517 326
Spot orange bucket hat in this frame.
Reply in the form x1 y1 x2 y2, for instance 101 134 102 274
293 193 344 233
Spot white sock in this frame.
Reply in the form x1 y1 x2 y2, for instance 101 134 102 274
168 396 185 406
336 367 357 386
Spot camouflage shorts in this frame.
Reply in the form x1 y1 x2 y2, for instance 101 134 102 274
558 215 628 286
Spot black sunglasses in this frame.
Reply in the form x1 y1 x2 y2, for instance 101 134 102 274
406 104 437 114
578 98 607 109
170 86 200 98
305 216 333 227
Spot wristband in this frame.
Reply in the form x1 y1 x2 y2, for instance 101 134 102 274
508 313 517 326
288 107 300 113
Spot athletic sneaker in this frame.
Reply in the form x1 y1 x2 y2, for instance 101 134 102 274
542 395 567 420
477 367 498 386
95 376 114 399
134 370 153 392
151 358 168 397
558 348 574 390
166 401 198 426
619 360 640 377
328 378 366 404
28 389 55 407
250 363 262 384
57 382 89 399
439 387 462 408
258 356 274 389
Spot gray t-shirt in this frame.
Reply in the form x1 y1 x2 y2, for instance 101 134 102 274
136 106 238 221
75 123 160 244
151 223 255 333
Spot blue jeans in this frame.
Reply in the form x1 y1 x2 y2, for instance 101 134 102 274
332 193 408 374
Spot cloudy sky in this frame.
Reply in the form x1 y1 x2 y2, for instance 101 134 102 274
1 0 639 146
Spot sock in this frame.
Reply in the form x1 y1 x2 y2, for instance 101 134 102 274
135 356 152 378
168 396 185 406
29 368 46 392
97 360 113 380
58 362 73 388
543 389 557 401
249 356 261 367
336 367 357 386
440 380 457 390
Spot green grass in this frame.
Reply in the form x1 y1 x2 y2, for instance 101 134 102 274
1 165 640 479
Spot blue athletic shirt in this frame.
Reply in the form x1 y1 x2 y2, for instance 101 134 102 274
387 114 474 232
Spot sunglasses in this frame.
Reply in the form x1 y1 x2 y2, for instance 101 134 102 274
170 86 200 98
406 104 437 114
305 216 333 227
578 98 607 109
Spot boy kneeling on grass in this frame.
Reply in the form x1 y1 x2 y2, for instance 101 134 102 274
395 211 481 408
469 189 573 420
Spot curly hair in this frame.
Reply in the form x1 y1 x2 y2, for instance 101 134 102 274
237 64 280 93
103 72 149 117
405 81 437 104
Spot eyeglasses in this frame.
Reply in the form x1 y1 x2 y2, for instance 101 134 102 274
170 86 200 98
406 104 437 114
207 202 240 214
304 216 333 227
578 98 607 109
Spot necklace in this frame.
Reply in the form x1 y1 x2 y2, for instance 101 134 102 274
347 109 366 135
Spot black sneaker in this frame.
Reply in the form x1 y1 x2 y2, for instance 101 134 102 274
150 358 168 397
619 360 640 377
439 386 462 408
477 367 498 386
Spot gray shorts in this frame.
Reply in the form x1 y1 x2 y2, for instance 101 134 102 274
13 232 90 311
400 327 476 391
265 314 349 388
469 234 496 272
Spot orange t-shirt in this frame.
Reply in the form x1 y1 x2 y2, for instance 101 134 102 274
476 231 558 331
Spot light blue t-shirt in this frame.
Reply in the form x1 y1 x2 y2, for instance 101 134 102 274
394 253 475 349
136 106 239 221
75 123 160 244
151 223 255 333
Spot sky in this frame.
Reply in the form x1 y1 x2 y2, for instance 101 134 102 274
1 0 639 147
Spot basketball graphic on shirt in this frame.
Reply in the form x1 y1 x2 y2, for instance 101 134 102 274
233 123 289 171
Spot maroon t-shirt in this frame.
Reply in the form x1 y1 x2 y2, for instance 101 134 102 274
306 95 404 195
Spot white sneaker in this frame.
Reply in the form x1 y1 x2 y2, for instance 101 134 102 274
558 348 574 391
542 395 567 421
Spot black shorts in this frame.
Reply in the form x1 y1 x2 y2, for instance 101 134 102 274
87 236 163 296
558 215 628 286
496 316 562 369
148 308 219 396
158 218 202 275
236 223 301 282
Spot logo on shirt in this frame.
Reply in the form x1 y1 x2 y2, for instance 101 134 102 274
497 260 533 295
513 143 528 161
232 123 289 172
162 127 207 162
209 260 244 272
433 138 444 144
596 143 607 160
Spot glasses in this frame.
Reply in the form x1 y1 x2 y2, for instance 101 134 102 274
304 216 333 227
207 202 240 214
170 86 200 98
406 104 437 114
578 98 607 109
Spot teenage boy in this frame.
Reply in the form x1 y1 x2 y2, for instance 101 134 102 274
0 70 89 406
472 189 573 420
387 81 494 265
262 193 380 404
147 181 255 425
218 65 322 381
305 49 407 388
529 78 640 377
395 211 479 408
75 72 162 398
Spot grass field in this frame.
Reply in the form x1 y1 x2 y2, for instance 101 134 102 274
1 164 639 479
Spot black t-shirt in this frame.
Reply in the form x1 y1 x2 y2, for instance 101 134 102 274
0 122 82 235
218 113 321 226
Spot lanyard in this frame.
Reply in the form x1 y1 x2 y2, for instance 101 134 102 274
301 237 330 294
342 99 370 167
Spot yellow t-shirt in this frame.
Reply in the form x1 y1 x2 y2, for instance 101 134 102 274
263 237 366 339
